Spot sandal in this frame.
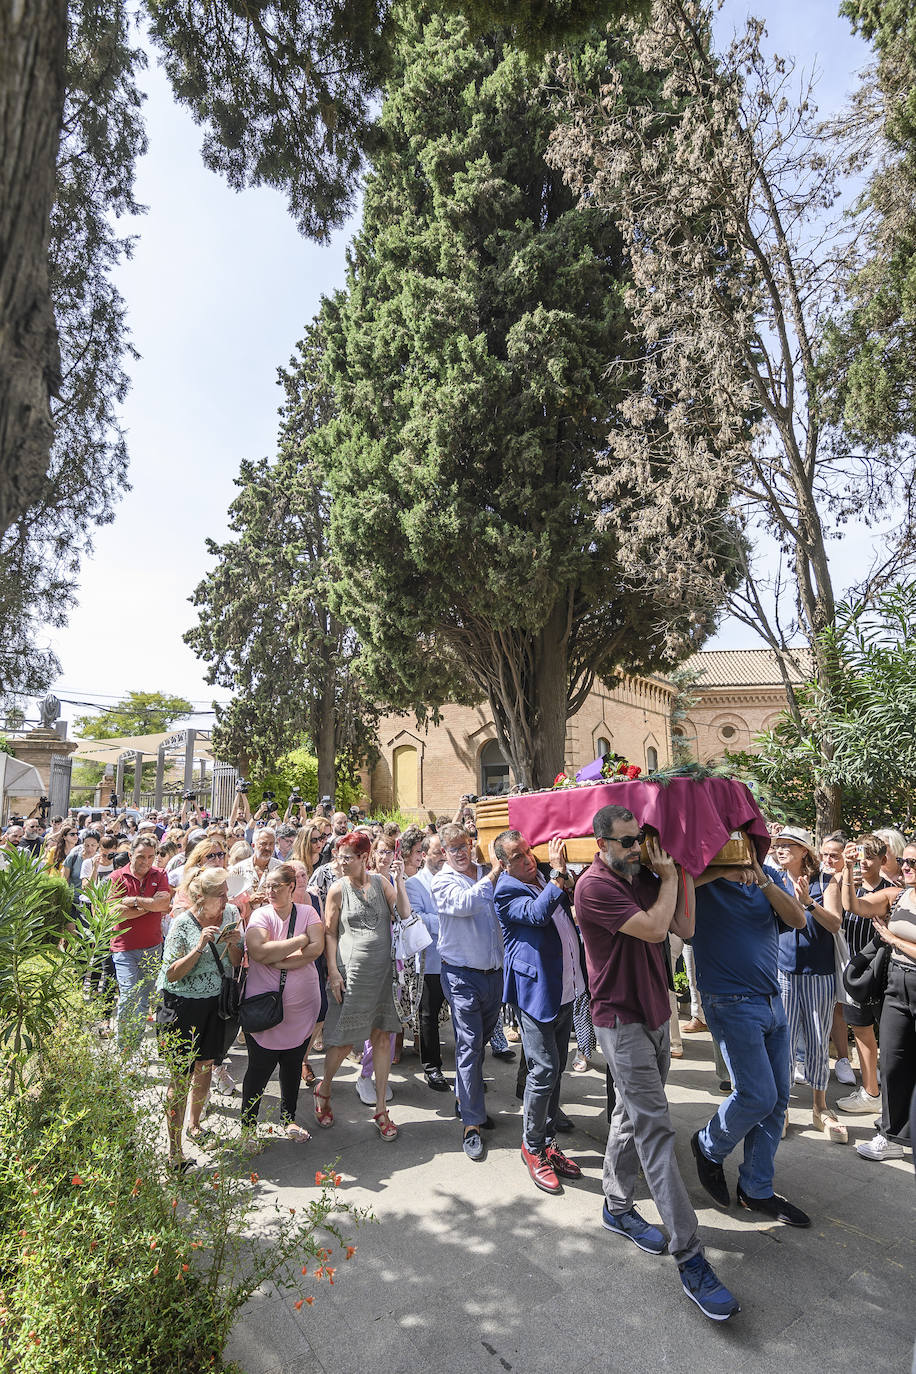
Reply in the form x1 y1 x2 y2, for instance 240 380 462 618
313 1084 334 1129
372 1109 398 1141
302 1062 317 1087
285 1122 312 1143
186 1125 217 1145
572 1055 589 1073
813 1108 848 1144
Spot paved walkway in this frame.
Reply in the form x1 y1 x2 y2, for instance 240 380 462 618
215 1027 915 1374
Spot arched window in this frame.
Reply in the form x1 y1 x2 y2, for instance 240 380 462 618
392 744 418 809
596 736 611 757
479 739 510 796
646 746 658 772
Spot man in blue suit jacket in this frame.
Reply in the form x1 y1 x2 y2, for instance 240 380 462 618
494 828 587 1194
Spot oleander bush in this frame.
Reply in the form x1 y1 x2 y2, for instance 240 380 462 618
0 852 369 1372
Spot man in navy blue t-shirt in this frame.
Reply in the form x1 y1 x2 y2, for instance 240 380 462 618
690 852 812 1227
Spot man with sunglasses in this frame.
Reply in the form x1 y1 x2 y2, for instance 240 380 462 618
575 804 739 1323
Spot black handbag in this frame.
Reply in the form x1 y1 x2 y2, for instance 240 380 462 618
843 935 892 1005
238 907 298 1034
205 940 242 1021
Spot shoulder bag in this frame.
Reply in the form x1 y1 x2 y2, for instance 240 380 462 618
394 910 433 961
842 934 892 1006
238 906 298 1033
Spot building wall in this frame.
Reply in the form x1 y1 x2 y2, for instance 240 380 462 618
368 675 677 820
677 689 787 763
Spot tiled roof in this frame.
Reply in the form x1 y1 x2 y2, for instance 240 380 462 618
683 648 812 688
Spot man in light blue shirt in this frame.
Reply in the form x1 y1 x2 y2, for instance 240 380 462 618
432 823 504 1161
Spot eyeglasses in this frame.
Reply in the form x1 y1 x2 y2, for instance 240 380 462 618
445 845 470 856
900 858 916 870
600 828 645 850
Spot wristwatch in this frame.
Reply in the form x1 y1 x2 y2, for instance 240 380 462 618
549 868 567 883
803 900 815 911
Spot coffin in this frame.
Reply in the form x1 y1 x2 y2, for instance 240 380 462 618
475 777 767 879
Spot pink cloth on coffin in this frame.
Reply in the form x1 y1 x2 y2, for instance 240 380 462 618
506 777 770 879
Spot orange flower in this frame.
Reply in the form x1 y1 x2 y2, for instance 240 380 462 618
301 1266 308 1275
153 1264 159 1276
131 1178 142 1197
289 1207 296 1215
333 1174 342 1186
305 1296 314 1306
294 1300 304 1310
315 1267 325 1280
182 1264 189 1273
171 1198 178 1209
150 1240 157 1250
71 1175 84 1187
314 1171 323 1186
250 1172 259 1183
325 1267 336 1282
346 1246 356 1260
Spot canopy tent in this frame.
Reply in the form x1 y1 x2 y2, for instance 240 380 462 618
71 731 216 766
0 754 46 817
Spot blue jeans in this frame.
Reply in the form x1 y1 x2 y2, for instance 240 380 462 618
519 1002 573 1151
699 992 790 1199
440 964 502 1127
111 945 161 1048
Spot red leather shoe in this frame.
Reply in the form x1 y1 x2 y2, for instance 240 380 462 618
546 1142 582 1179
521 1143 561 1194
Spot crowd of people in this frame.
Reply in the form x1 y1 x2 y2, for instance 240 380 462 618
1 791 913 1324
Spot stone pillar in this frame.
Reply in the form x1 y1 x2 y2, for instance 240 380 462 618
183 731 196 792
132 751 143 808
9 729 78 817
115 755 125 803
154 744 165 809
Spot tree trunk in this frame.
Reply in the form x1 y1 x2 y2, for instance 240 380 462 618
490 599 570 790
315 681 336 803
0 0 67 534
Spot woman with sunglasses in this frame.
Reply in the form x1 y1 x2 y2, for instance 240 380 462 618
769 827 847 1143
241 864 324 1149
172 838 236 1092
838 838 916 1162
313 832 409 1140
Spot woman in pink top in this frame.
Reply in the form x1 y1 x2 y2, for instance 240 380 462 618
241 863 325 1148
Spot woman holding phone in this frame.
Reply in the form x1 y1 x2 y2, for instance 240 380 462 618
156 868 243 1169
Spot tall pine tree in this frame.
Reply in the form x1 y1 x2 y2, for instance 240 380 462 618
319 11 733 788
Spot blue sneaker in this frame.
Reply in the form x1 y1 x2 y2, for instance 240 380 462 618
678 1254 740 1321
601 1202 667 1254
462 1128 485 1162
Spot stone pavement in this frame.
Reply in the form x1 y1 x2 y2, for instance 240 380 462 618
215 1027 915 1374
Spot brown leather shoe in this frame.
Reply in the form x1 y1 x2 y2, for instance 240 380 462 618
682 1018 708 1034
546 1142 582 1179
521 1143 561 1194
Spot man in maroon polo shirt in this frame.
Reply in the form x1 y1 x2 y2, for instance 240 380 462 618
109 835 171 1048
574 803 739 1322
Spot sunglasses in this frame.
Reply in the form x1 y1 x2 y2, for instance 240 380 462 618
601 828 646 850
900 858 916 870
208 852 226 861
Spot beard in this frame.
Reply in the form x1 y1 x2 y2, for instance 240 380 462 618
609 852 640 877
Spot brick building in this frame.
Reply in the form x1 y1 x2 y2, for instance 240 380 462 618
364 648 805 819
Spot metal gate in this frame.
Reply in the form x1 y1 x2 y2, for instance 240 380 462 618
48 754 73 816
210 760 239 820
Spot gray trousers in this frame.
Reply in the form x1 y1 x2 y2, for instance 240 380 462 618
596 1021 701 1265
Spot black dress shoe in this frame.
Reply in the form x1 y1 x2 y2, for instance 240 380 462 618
736 1185 810 1227
690 1129 730 1208
492 1048 516 1062
553 1110 574 1134
424 1069 450 1092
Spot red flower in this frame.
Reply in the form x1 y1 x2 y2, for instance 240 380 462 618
625 765 641 779
553 772 568 786
333 1174 342 1187
314 1171 324 1186
131 1178 142 1197
250 1172 259 1184
294 1300 304 1311
71 1175 84 1187
345 1246 357 1260
305 1296 314 1306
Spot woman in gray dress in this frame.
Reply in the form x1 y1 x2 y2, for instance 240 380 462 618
314 830 410 1140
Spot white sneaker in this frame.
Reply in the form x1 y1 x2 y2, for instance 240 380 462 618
856 1132 905 1161
355 1076 393 1105
214 1065 236 1094
836 1086 882 1114
793 1062 805 1085
834 1056 856 1085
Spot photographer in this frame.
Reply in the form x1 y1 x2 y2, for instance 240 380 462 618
229 780 252 830
318 811 350 867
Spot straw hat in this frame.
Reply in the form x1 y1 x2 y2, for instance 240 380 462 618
770 825 818 865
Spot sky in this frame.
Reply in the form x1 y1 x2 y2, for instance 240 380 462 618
40 0 873 736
